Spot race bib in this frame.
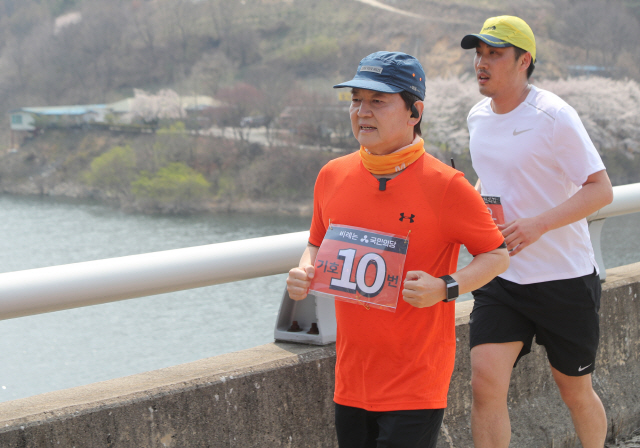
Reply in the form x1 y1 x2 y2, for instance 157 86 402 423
481 195 505 225
309 224 409 312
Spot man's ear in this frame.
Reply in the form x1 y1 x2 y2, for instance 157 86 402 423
519 52 532 73
410 101 424 124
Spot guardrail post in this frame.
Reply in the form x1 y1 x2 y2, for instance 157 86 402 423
274 289 336 345
588 218 607 281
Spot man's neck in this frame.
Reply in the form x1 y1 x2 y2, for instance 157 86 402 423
491 82 531 115
368 134 421 180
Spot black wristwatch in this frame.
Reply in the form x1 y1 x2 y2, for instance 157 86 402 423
440 275 459 302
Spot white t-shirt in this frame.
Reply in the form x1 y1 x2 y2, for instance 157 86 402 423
468 85 606 285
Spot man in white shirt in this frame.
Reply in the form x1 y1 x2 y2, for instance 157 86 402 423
461 15 614 448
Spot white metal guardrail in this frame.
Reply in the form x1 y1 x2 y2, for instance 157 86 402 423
0 183 638 327
587 182 640 281
0 231 309 321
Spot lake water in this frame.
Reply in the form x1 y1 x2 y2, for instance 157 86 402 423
0 194 638 403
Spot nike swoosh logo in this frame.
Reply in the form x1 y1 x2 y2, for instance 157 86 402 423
513 128 533 136
578 364 592 372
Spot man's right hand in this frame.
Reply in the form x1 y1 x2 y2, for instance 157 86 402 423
286 264 315 301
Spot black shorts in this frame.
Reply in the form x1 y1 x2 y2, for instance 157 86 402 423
334 403 444 448
469 269 601 376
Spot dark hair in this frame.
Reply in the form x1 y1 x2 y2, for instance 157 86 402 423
400 90 422 136
513 47 535 79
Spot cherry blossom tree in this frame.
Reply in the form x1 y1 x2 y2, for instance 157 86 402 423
125 88 186 125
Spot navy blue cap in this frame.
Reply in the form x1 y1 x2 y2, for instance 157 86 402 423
333 51 426 101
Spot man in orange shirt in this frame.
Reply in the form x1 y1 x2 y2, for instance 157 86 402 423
286 51 509 447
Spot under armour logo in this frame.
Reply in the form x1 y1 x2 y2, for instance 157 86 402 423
360 235 369 243
399 213 415 223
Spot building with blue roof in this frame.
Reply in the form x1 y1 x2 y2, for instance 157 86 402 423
10 104 108 132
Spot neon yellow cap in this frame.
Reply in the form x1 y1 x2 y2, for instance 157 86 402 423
461 15 536 63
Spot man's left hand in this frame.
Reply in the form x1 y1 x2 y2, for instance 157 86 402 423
402 271 446 308
499 217 547 256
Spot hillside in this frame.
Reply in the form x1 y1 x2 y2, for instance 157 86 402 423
0 0 637 114
0 0 639 214
0 127 339 214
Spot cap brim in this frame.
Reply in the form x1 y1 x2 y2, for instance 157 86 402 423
461 34 513 49
333 78 404 95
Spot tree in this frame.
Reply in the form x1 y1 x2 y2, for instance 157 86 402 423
537 77 640 154
274 87 349 147
420 77 483 155
85 145 137 198
153 121 191 167
281 35 340 77
221 28 261 68
129 0 161 79
125 89 186 125
216 82 265 141
238 146 337 200
157 0 207 78
244 65 297 147
554 0 640 71
184 51 237 97
131 162 211 213
206 0 239 43
70 1 129 100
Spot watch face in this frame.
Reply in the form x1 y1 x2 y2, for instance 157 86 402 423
440 275 458 302
446 282 459 301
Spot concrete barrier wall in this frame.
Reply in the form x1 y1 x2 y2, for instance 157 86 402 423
1 262 639 448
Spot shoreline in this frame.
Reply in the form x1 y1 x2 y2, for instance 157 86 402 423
0 183 315 217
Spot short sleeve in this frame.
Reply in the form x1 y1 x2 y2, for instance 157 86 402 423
551 106 606 186
439 173 504 256
308 167 327 247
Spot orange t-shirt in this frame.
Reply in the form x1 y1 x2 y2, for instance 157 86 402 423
309 150 504 411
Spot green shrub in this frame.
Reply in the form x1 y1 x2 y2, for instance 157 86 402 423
131 162 211 212
85 145 137 196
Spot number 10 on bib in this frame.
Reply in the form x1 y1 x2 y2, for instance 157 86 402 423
309 224 409 312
